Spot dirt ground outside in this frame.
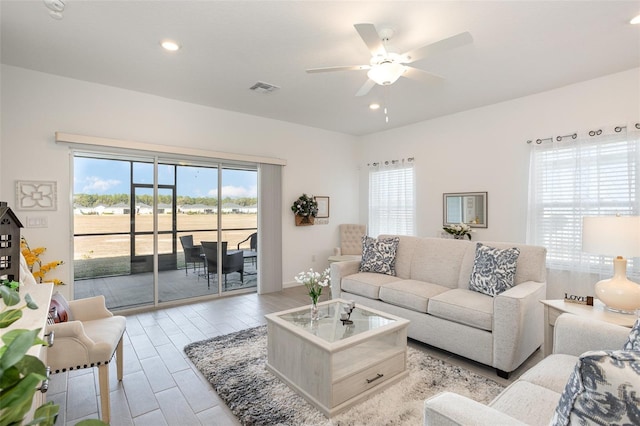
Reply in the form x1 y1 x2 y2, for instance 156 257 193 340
74 213 257 278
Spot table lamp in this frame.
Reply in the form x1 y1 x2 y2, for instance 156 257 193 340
582 216 640 313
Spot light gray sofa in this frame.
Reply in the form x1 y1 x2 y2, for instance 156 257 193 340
423 314 632 425
330 236 547 377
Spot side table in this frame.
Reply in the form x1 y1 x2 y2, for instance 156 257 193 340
540 299 636 356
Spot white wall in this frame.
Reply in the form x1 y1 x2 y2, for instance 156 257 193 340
0 65 360 298
358 67 640 298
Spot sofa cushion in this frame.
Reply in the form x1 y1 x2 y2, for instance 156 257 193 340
410 238 471 289
469 243 520 297
623 318 640 350
359 236 400 275
427 288 494 331
341 272 401 300
489 381 561 426
518 354 578 394
378 280 450 313
551 350 640 426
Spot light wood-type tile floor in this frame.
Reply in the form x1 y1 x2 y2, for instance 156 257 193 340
47 286 543 425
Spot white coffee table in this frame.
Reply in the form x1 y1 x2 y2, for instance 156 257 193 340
265 299 409 417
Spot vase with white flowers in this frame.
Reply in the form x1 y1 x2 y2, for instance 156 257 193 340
295 268 330 320
443 223 473 240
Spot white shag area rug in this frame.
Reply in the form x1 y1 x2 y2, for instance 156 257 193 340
184 326 504 426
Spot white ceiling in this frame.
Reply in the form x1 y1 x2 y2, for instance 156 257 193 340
1 1 639 136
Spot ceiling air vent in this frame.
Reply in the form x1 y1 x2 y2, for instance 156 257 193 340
249 81 280 94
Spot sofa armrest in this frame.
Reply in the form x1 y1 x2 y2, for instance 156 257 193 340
493 281 546 372
424 392 527 426
68 295 113 321
553 313 630 356
329 260 360 299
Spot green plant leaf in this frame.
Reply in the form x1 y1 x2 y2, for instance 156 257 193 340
14 355 47 379
27 402 59 426
0 309 23 329
0 329 40 372
24 293 38 310
0 365 20 389
0 372 40 425
0 286 20 307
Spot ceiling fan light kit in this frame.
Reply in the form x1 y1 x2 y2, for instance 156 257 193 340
306 23 473 97
367 60 406 85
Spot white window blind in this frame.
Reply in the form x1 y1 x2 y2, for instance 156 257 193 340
368 160 415 237
527 128 640 277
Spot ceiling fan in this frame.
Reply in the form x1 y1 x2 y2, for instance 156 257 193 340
306 23 473 97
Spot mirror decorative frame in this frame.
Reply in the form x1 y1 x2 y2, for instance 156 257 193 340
443 192 488 228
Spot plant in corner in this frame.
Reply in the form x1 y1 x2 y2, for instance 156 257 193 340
291 194 318 226
0 286 59 426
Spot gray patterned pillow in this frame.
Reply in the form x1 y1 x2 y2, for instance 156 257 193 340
359 236 400 276
551 350 640 426
623 318 640 351
468 243 520 297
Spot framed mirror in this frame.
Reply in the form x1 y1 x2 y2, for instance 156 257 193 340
443 192 487 228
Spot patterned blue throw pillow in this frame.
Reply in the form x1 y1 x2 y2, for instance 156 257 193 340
551 350 640 426
359 236 400 276
623 318 640 351
468 243 520 297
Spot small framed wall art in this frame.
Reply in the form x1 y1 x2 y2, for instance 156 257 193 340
315 196 330 218
16 181 57 211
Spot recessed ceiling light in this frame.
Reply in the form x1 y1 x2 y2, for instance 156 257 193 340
631 14 640 24
369 103 380 110
161 40 181 51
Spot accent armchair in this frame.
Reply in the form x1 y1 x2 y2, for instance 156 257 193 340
46 295 126 424
328 224 366 262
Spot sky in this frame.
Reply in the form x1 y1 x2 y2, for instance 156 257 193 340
74 157 257 198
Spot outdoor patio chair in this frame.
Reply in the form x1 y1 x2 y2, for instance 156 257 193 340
201 241 244 288
179 235 205 275
237 232 257 266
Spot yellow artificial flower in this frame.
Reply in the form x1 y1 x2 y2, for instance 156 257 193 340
20 236 65 285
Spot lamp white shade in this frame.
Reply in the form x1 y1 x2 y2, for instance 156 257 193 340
582 216 640 258
582 215 640 313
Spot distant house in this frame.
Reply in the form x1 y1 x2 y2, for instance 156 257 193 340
221 203 241 213
157 203 173 214
179 204 216 214
135 203 153 214
104 202 130 215
239 204 257 214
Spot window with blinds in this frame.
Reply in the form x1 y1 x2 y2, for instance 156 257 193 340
527 134 640 277
368 162 415 237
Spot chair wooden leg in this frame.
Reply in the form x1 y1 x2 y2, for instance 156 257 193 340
98 364 111 424
116 336 124 381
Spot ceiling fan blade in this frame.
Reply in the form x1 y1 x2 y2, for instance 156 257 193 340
354 23 387 57
355 79 376 97
306 65 369 73
403 66 445 83
402 31 473 63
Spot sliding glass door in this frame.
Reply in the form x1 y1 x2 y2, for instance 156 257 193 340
73 154 258 310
